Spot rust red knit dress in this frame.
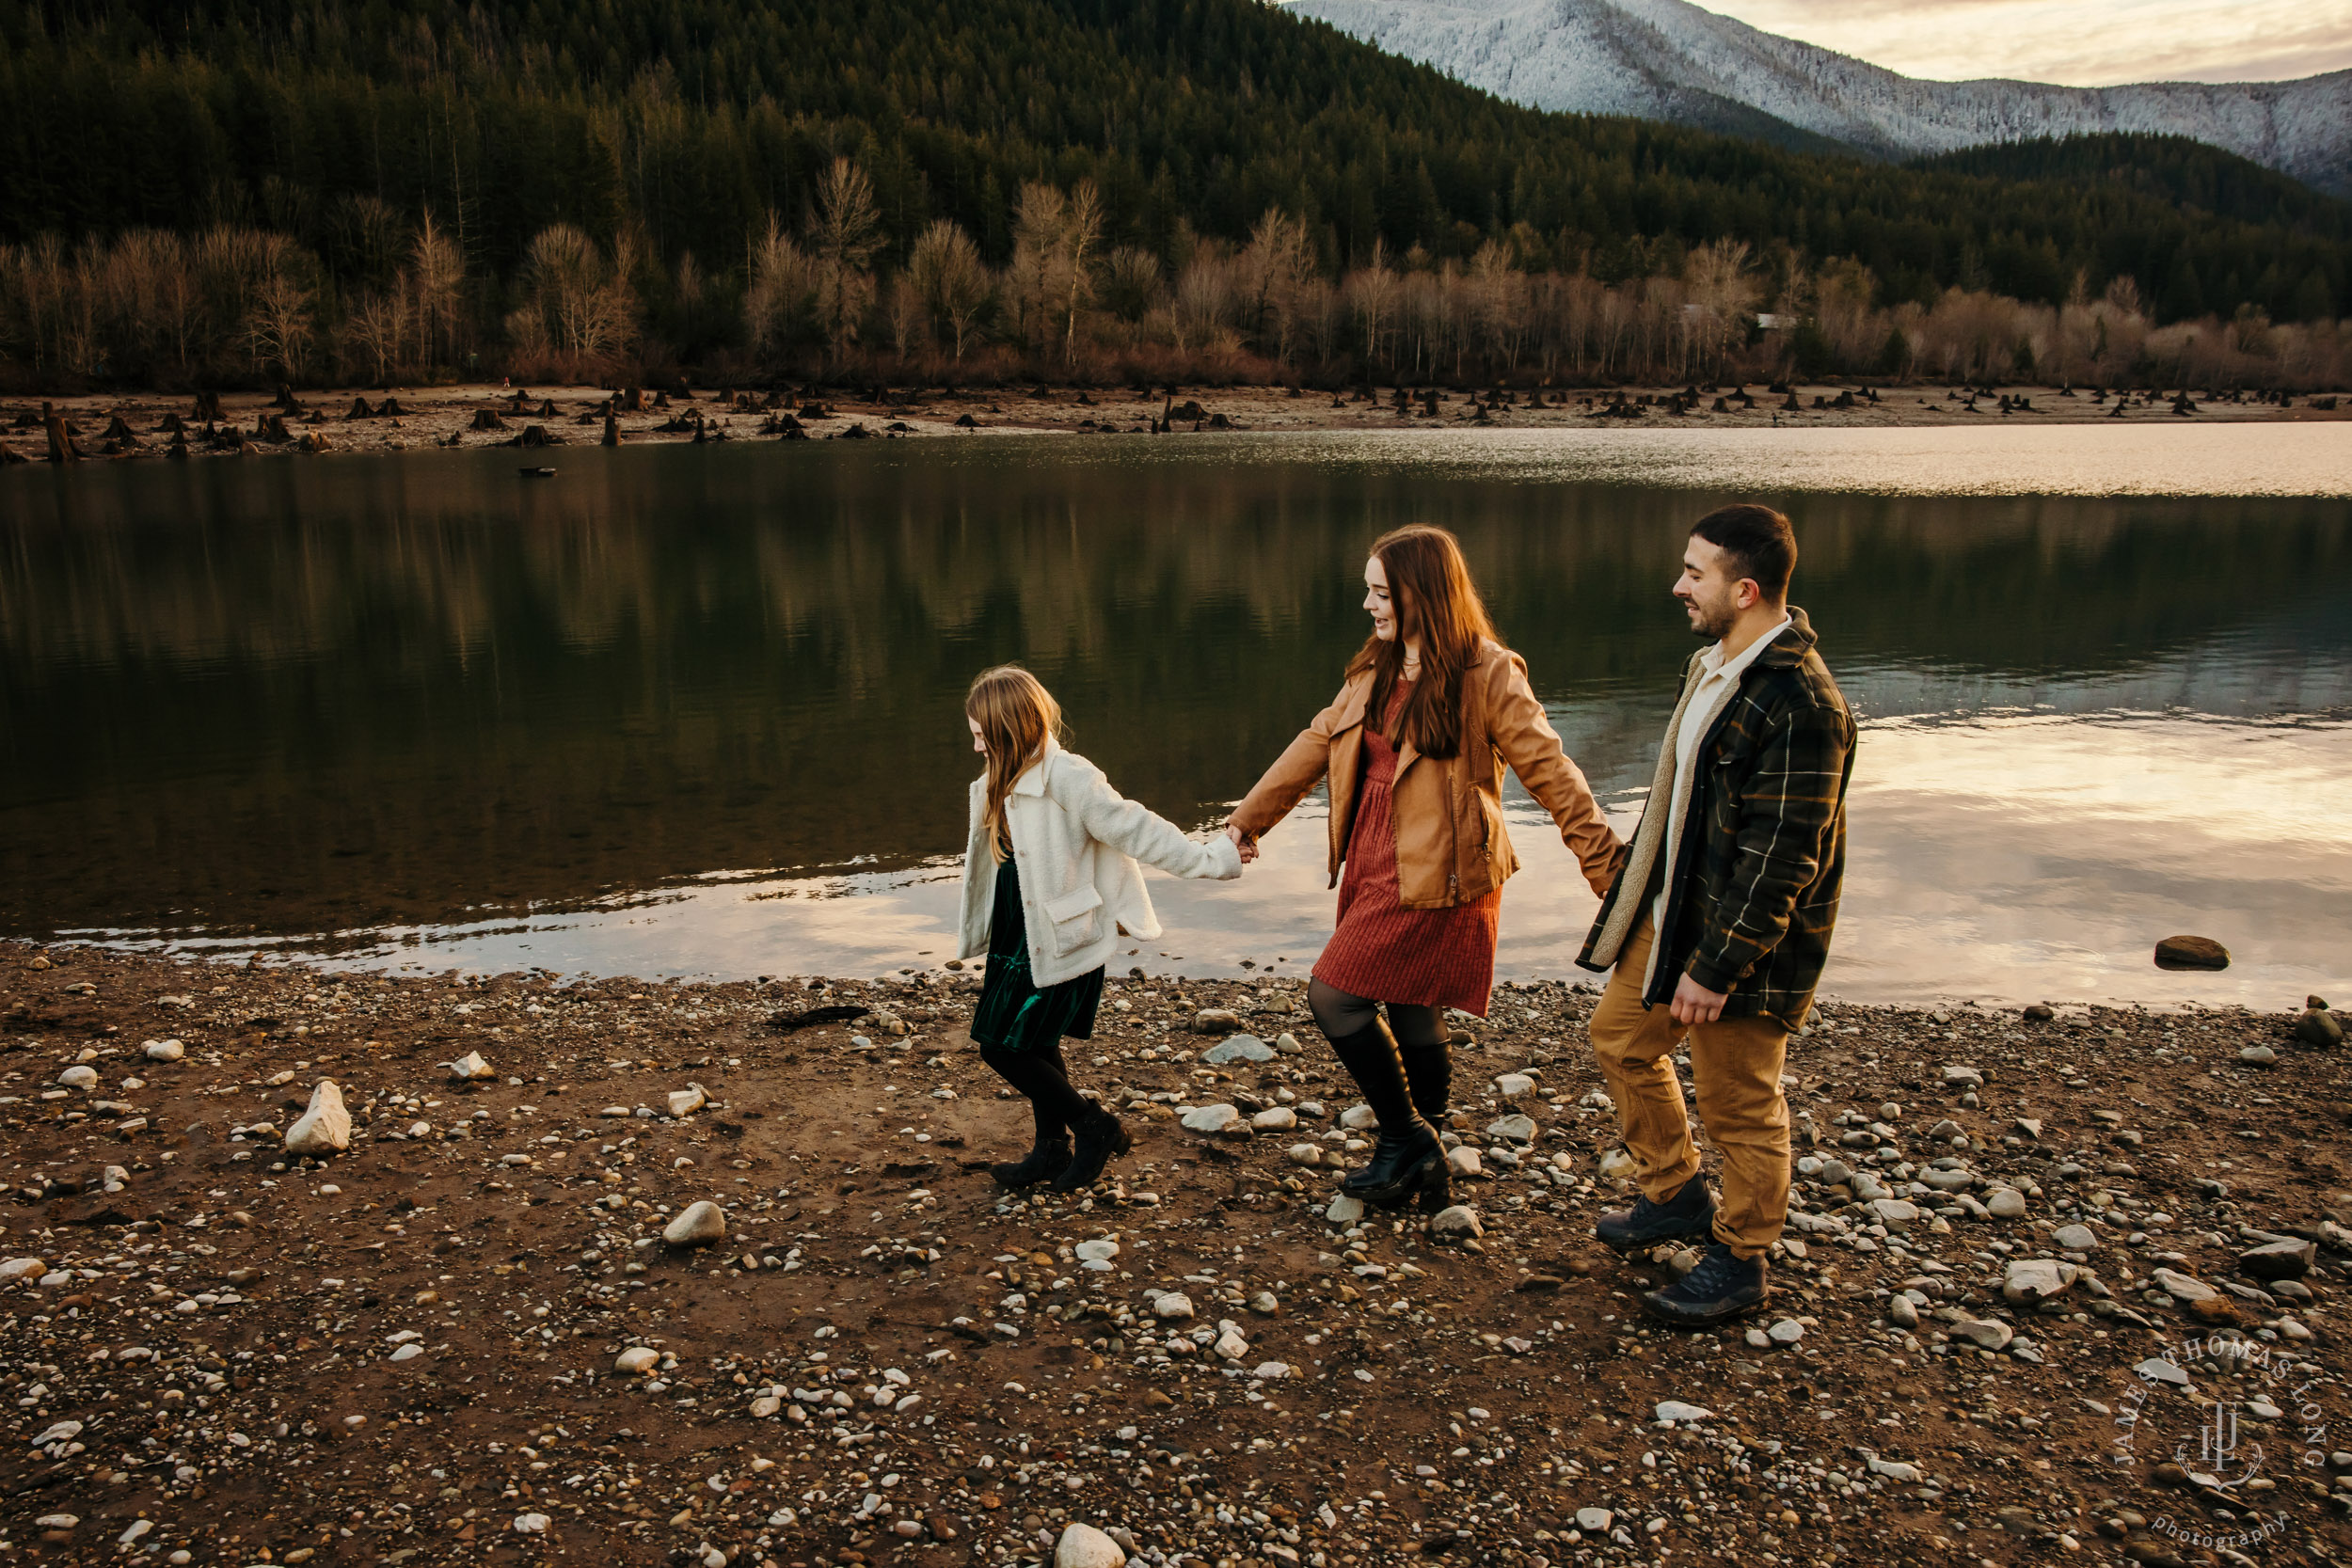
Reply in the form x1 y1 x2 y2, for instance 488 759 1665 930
1311 679 1502 1018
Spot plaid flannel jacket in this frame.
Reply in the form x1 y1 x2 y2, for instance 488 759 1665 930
1578 606 1855 1029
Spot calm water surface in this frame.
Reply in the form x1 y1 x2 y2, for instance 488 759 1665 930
3 426 2347 1007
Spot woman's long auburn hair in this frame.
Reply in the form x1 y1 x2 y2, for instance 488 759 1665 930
1347 525 1498 759
966 664 1064 862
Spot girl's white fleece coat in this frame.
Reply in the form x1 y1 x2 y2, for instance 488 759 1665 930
958 740 1242 988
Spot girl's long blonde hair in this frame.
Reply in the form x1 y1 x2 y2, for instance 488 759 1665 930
966 664 1064 862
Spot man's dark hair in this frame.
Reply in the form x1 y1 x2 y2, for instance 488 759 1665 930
1691 503 1797 601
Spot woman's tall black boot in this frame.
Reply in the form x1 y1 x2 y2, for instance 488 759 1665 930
980 1044 1079 1189
1326 1018 1442 1207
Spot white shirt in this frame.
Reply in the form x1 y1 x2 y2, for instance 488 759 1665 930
1648 613 1792 950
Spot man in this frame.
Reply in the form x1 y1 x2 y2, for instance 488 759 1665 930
1578 503 1855 1324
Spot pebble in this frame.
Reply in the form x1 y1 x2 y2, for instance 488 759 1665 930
1214 1329 1248 1360
1152 1292 1196 1321
283 1080 352 1156
56 1065 97 1089
1446 1146 1483 1178
1940 1065 1982 1086
662 1200 727 1246
1869 1197 1918 1227
2238 1043 2277 1065
0 1258 48 1283
1073 1239 1120 1266
1888 1295 1920 1328
1054 1521 1128 1568
1486 1113 1536 1143
1191 1008 1241 1035
2050 1224 2099 1251
1340 1103 1377 1131
144 1038 184 1062
2293 1006 2344 1047
1325 1194 1366 1226
1249 1106 1296 1132
668 1084 707 1117
445 1051 494 1081
1201 1035 1274 1065
1284 1143 1324 1166
513 1513 550 1533
1428 1205 1483 1240
1654 1400 1714 1423
1597 1147 1639 1184
1575 1507 1615 1533
1180 1104 1240 1134
1985 1188 2028 1220
1494 1072 1536 1100
1766 1318 1804 1345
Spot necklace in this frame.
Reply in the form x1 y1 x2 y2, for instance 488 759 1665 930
1401 652 1422 677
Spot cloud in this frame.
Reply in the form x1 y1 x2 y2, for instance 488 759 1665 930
1698 0 2352 85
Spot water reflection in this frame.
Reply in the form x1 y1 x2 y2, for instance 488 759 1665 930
3 430 2348 1005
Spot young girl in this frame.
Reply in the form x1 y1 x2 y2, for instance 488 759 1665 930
960 665 1243 1192
1226 526 1624 1211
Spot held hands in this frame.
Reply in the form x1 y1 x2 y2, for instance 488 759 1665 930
1668 972 1729 1026
1224 824 1261 864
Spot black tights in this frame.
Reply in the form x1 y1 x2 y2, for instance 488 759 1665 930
1308 977 1454 1120
979 1039 1093 1144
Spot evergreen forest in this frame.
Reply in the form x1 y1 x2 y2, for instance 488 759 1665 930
2 0 2347 390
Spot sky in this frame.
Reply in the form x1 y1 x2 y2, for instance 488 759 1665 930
1695 0 2352 86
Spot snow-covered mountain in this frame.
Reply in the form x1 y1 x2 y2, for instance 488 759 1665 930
1285 0 2352 196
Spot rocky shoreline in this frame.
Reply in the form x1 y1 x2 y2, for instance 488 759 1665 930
5 378 2347 465
0 940 2346 1568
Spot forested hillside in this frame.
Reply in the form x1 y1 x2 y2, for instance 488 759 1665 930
1 0 2347 391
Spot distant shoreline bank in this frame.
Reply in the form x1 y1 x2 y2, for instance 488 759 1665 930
7 378 2346 465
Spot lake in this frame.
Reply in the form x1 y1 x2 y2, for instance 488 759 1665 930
3 425 2348 1009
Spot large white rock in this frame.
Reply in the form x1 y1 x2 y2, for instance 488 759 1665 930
1949 1317 2013 1351
1921 1166 1976 1192
1495 1072 1537 1101
1985 1188 2029 1220
1326 1194 1366 1226
1446 1146 1484 1178
284 1081 352 1156
144 1039 185 1062
1152 1292 1196 1320
1250 1106 1297 1132
668 1085 707 1117
0 1259 45 1284
1429 1204 1484 1239
1486 1114 1537 1143
1869 1197 1918 1227
446 1052 494 1081
2152 1267 2218 1303
615 1346 660 1375
1654 1400 1715 1423
2002 1259 2078 1303
1180 1104 1241 1134
1201 1035 1274 1065
1214 1329 1249 1361
663 1200 727 1246
1597 1147 1640 1185
1285 1143 1324 1166
1575 1506 1615 1533
1340 1103 1377 1131
1054 1521 1128 1568
56 1066 97 1090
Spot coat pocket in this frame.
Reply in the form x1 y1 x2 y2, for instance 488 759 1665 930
1041 882 1104 956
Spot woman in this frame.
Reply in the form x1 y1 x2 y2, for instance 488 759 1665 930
961 665 1243 1192
1227 526 1624 1210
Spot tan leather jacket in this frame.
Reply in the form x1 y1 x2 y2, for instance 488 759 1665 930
1230 641 1625 909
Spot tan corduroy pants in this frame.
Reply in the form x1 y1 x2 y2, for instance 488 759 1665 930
1587 913 1791 1259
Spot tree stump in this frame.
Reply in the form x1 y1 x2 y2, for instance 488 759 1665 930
348 397 376 420
602 414 620 447
192 391 223 421
470 409 509 432
0 440 26 465
42 403 81 464
378 397 407 418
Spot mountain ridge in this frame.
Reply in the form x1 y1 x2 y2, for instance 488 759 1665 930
1286 0 2352 197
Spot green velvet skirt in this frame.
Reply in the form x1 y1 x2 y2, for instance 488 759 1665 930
971 855 1104 1053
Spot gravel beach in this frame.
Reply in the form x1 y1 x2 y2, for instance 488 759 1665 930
0 942 2346 1568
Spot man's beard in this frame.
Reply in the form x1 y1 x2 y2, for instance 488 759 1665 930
1687 596 1737 641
